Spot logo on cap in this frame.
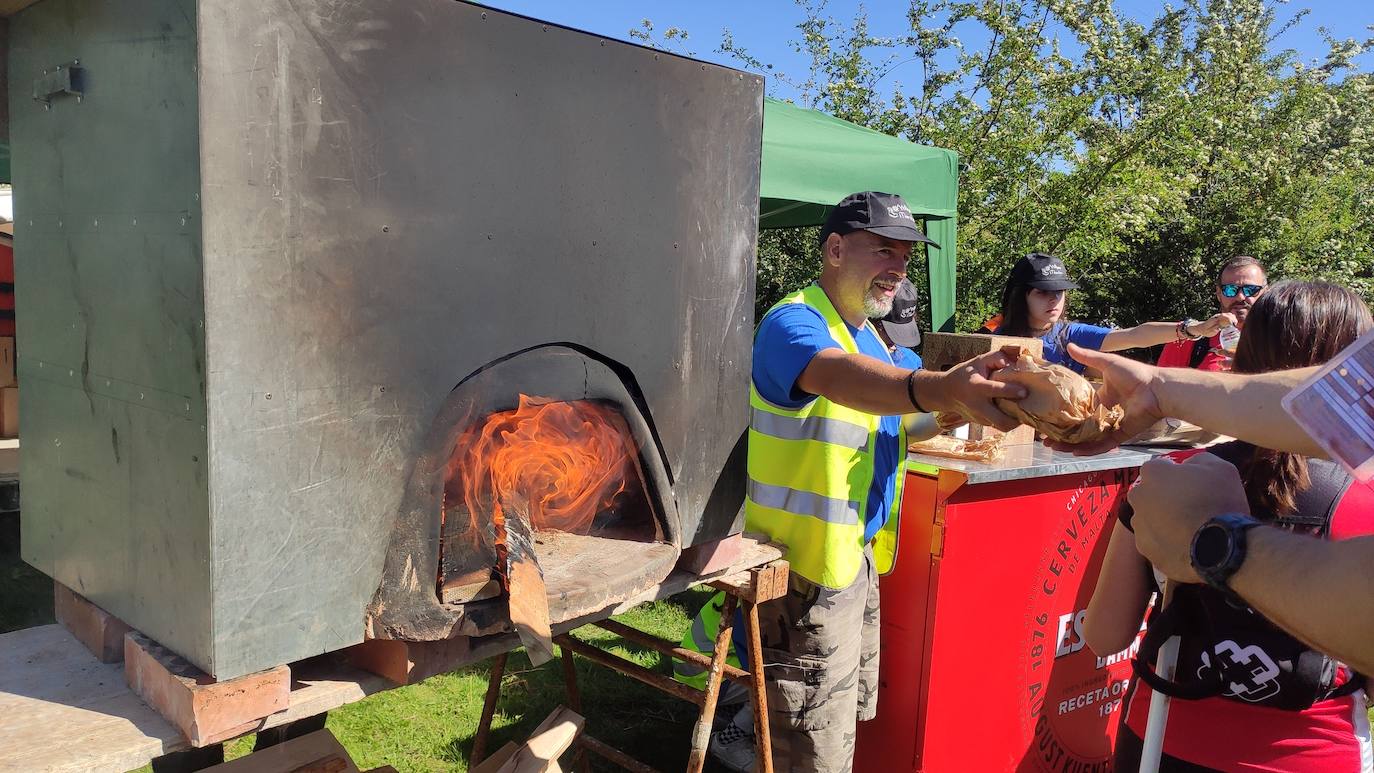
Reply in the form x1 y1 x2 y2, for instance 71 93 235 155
1040 263 1067 278
887 203 915 223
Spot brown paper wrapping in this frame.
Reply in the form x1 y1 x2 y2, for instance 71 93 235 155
908 433 1008 463
991 352 1125 444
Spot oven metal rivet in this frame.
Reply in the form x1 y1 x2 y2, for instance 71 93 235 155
382 225 390 233
673 242 678 249
265 393 272 400
379 386 386 393
481 11 486 18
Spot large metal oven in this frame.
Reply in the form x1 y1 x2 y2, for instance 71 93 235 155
12 0 763 678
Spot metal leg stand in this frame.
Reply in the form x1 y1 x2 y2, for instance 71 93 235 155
744 601 774 773
467 558 788 773
685 592 738 773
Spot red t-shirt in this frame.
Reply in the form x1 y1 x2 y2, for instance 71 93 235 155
1122 470 1374 771
1157 335 1229 372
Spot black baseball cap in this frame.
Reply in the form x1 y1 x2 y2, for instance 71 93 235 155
819 191 939 248
1009 252 1079 291
880 278 921 348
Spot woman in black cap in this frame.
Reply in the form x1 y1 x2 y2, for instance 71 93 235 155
985 253 1235 373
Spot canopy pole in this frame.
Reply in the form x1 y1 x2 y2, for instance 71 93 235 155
924 217 957 333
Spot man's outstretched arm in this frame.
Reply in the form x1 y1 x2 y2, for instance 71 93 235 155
798 348 1027 430
1048 344 1322 457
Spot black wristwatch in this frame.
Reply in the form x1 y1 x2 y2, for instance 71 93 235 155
1190 513 1261 592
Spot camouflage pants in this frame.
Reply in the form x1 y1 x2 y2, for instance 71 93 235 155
758 546 880 773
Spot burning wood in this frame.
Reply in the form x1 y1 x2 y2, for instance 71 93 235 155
496 494 555 665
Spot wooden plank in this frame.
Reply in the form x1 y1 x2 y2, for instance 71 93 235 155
496 706 584 773
470 743 519 773
200 729 359 772
0 625 389 773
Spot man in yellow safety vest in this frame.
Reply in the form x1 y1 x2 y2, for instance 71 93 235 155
740 191 1025 772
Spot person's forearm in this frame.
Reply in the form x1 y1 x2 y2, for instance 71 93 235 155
1230 528 1374 674
1083 524 1151 656
1101 322 1180 352
797 351 917 415
1154 367 1324 456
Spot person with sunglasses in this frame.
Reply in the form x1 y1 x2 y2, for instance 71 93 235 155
982 253 1236 374
1157 256 1268 372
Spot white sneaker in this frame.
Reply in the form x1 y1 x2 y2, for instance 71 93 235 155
708 706 755 773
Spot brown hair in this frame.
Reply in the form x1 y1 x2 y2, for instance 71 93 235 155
1232 281 1373 516
1215 255 1266 285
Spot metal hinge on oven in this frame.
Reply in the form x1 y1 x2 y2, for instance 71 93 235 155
930 518 946 557
33 61 84 109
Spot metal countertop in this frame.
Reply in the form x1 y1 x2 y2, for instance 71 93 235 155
906 443 1164 484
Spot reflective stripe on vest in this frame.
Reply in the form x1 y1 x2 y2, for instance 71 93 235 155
744 284 904 589
672 592 740 689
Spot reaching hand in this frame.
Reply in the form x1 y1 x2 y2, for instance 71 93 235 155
1042 344 1165 454
1129 453 1251 584
917 349 1028 431
1194 312 1238 338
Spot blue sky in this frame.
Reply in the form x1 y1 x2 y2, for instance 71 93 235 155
479 1 1374 101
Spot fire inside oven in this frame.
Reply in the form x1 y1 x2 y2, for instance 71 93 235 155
438 395 669 611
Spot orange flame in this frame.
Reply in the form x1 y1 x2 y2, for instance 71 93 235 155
447 395 636 537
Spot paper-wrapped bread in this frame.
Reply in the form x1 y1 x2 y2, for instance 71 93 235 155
909 433 1007 463
991 351 1125 444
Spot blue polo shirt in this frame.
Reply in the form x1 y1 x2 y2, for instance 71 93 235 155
753 304 910 543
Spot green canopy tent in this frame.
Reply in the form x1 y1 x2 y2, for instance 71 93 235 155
759 97 960 333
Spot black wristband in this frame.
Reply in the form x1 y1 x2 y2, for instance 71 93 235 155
906 370 926 413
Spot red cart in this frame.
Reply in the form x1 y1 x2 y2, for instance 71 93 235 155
855 445 1158 772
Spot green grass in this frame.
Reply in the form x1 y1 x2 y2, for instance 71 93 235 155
310 591 718 772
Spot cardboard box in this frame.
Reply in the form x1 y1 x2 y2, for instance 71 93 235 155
923 333 1042 445
0 337 13 389
1 387 16 438
921 332 1043 373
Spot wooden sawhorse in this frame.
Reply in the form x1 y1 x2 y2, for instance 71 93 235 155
470 558 789 773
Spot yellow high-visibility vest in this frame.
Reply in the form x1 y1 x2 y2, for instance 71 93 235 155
671 591 740 690
745 284 904 589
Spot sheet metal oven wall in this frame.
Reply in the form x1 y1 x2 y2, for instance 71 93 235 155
12 0 212 671
17 0 763 679
196 0 762 678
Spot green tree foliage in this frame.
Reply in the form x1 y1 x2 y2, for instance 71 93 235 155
712 0 1374 330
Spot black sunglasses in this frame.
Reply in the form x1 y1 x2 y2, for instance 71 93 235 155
1219 283 1264 299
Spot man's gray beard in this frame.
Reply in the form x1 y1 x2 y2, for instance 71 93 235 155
863 292 893 319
